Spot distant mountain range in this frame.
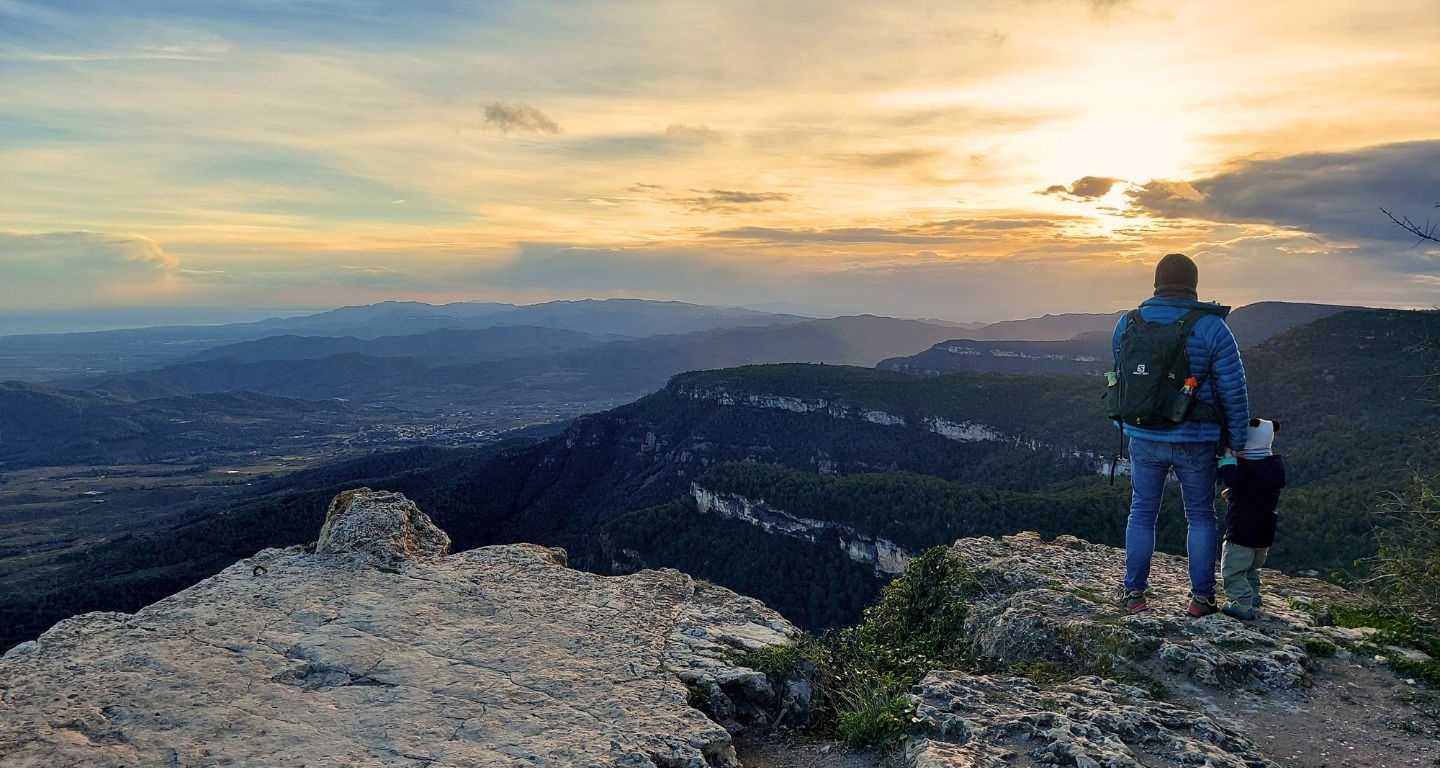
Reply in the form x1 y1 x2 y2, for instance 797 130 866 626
183 325 604 365
955 312 1124 341
0 299 807 381
239 298 801 340
76 315 966 413
880 301 1364 376
945 301 1363 344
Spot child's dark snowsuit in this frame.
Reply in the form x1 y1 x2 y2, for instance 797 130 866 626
1217 426 1287 617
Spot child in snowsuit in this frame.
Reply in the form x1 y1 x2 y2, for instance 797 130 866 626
1217 418 1287 620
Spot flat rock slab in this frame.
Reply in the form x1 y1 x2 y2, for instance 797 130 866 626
0 543 793 767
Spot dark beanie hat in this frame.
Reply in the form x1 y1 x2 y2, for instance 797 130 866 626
1154 253 1198 298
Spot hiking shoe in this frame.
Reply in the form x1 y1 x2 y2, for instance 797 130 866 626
1187 595 1219 617
1221 602 1256 621
1123 590 1149 613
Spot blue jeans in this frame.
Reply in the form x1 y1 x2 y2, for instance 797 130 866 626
1124 437 1218 597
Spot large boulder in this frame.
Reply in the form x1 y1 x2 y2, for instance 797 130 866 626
315 487 450 564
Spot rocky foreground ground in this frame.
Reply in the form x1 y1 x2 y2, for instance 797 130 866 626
0 489 795 767
908 533 1439 767
1 493 1435 767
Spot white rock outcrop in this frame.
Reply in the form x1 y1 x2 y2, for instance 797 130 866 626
0 489 795 768
315 487 451 563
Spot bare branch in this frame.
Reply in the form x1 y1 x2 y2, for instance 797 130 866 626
1381 205 1440 245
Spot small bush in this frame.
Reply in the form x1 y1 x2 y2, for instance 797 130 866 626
857 545 982 676
739 637 817 683
685 681 710 710
1303 637 1338 657
1368 475 1440 630
1359 475 1440 619
743 546 980 751
832 674 915 751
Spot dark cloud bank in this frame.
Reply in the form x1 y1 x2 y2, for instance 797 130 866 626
1127 140 1440 244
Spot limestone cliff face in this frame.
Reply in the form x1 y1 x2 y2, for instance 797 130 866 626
672 383 996 444
670 382 1117 474
691 484 911 576
0 489 796 768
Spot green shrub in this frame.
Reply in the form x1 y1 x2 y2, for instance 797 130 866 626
741 546 979 751
833 679 915 751
1303 637 1338 657
1369 475 1440 630
739 638 817 683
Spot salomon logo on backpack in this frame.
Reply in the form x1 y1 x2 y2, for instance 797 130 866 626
1105 308 1216 429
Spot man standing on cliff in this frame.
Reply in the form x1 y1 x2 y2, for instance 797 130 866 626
1112 253 1249 616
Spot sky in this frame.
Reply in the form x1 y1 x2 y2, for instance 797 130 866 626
2 0 1438 325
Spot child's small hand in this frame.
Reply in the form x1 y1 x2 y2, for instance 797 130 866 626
1220 487 1232 501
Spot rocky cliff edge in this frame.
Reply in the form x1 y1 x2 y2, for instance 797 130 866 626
3 497 1436 768
0 488 796 768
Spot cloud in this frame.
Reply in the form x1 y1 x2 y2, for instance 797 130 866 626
711 218 1062 244
1127 141 1440 244
1041 176 1125 201
1124 179 1208 218
665 124 722 144
693 190 791 205
615 184 793 212
479 243 754 296
0 231 181 308
470 230 1438 323
845 148 944 169
481 103 563 134
340 265 411 284
712 226 957 244
470 240 1158 321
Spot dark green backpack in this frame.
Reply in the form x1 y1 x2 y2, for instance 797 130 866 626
1105 308 1219 429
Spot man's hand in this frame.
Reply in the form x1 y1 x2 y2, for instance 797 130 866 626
1224 447 1236 458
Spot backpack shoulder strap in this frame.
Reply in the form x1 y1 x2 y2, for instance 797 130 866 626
1174 308 1208 333
1120 308 1144 339
1157 309 1204 380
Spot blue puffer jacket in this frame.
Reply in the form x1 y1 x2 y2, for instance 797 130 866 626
1111 296 1249 450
